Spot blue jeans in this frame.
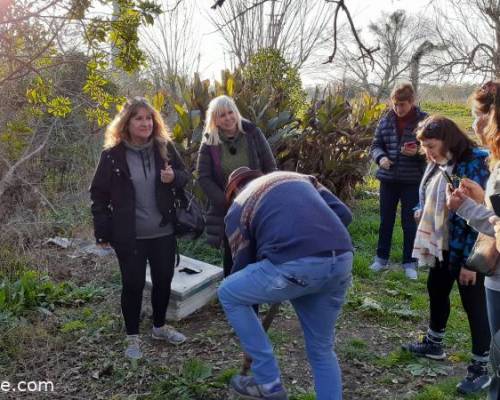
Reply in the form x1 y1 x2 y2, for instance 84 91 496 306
486 288 500 335
218 251 353 400
377 181 419 263
487 289 500 400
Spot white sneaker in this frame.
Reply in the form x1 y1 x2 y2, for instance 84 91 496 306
369 257 388 272
125 335 142 359
152 325 186 345
403 262 418 280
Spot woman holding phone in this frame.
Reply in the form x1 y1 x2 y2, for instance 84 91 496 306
404 115 491 395
447 81 500 399
369 82 428 279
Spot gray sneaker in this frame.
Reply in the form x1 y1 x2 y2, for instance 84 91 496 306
403 262 418 280
152 325 186 345
230 375 288 400
370 257 388 272
125 335 142 359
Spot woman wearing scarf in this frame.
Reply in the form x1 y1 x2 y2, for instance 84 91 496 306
196 95 277 277
404 116 491 395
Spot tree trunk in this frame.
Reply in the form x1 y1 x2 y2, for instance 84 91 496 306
410 41 446 96
495 21 500 79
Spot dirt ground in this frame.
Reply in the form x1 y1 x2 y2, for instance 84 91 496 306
0 246 474 400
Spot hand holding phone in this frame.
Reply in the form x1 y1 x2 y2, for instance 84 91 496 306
439 166 458 188
401 141 418 156
403 141 417 149
459 178 485 203
490 193 500 216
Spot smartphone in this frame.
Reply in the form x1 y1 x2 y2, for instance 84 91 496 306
490 193 500 216
179 266 202 275
438 166 458 188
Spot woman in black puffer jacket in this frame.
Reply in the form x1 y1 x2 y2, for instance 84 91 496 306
196 95 277 276
369 82 428 279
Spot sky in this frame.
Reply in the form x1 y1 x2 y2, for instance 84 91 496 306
190 0 433 84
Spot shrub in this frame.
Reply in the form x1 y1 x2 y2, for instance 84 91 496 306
272 89 386 201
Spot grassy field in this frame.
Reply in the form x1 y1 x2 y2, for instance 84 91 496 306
422 101 473 132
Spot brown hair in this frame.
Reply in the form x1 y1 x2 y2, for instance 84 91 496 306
416 115 476 162
103 97 171 159
469 80 500 163
390 82 415 103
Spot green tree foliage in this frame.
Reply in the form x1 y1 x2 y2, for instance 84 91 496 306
0 0 160 243
166 53 383 200
168 49 306 169
241 48 306 122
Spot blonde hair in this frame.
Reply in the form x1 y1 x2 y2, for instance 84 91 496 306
390 82 415 103
202 95 244 145
103 97 171 158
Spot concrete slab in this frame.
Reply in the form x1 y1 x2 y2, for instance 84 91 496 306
146 255 223 321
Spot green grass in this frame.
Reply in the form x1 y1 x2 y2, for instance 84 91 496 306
411 378 485 399
348 176 476 354
422 101 473 133
178 237 222 266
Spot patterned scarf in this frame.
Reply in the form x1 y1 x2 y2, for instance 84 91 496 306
412 163 453 266
228 171 323 260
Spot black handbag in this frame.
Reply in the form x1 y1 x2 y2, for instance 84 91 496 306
173 189 205 240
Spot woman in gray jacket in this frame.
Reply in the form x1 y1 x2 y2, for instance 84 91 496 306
196 95 277 276
447 81 500 399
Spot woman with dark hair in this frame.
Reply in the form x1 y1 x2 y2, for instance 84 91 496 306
90 97 189 359
403 115 491 395
196 95 277 277
447 81 500 399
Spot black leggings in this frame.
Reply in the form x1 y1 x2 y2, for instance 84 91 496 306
428 255 491 357
115 235 176 335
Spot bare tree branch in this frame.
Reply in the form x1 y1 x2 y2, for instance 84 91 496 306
0 122 55 201
323 0 378 65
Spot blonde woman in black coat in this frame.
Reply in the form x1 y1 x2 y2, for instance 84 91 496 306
90 97 188 359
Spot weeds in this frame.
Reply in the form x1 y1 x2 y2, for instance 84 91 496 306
376 349 416 368
0 270 104 317
147 359 223 400
411 378 485 399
